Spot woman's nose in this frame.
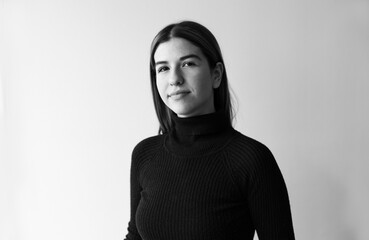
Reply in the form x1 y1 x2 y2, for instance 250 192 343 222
169 68 184 86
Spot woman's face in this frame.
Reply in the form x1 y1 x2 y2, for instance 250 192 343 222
154 37 222 118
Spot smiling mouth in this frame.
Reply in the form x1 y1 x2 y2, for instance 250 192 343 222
168 91 190 98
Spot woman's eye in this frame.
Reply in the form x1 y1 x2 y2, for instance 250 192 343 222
182 62 195 67
157 66 169 73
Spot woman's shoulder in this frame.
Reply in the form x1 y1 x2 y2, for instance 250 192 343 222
132 134 166 160
225 129 278 171
225 130 282 184
228 130 272 156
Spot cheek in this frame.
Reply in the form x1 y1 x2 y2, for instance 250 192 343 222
156 78 167 101
194 73 214 95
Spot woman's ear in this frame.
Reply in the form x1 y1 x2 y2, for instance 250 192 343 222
212 62 224 89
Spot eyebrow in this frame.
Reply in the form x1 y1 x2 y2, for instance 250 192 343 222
155 54 202 67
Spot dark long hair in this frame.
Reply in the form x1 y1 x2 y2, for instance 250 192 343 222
150 21 234 134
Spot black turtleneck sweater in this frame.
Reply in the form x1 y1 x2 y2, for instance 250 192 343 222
124 112 295 240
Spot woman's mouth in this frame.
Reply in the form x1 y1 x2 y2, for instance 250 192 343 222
168 90 190 99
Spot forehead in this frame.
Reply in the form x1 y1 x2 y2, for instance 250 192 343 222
154 37 203 62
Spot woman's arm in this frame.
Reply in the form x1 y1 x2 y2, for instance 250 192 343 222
247 145 295 240
124 148 143 240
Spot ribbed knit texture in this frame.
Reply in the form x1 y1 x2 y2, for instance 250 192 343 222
124 112 295 240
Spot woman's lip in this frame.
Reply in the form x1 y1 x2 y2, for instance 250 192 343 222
168 90 190 97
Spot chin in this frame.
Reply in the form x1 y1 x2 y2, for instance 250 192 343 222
170 106 194 117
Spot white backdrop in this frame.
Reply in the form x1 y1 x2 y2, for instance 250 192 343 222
1 0 368 239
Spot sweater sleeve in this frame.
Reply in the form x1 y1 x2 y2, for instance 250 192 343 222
247 143 295 240
124 144 143 240
227 136 295 240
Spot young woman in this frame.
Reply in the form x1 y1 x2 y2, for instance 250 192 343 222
124 21 295 240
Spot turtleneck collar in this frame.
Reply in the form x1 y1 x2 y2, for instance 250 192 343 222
164 111 234 156
172 111 230 137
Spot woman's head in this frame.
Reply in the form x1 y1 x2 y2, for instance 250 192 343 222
150 21 233 134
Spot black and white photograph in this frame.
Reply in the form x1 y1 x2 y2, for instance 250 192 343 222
1 1 368 239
